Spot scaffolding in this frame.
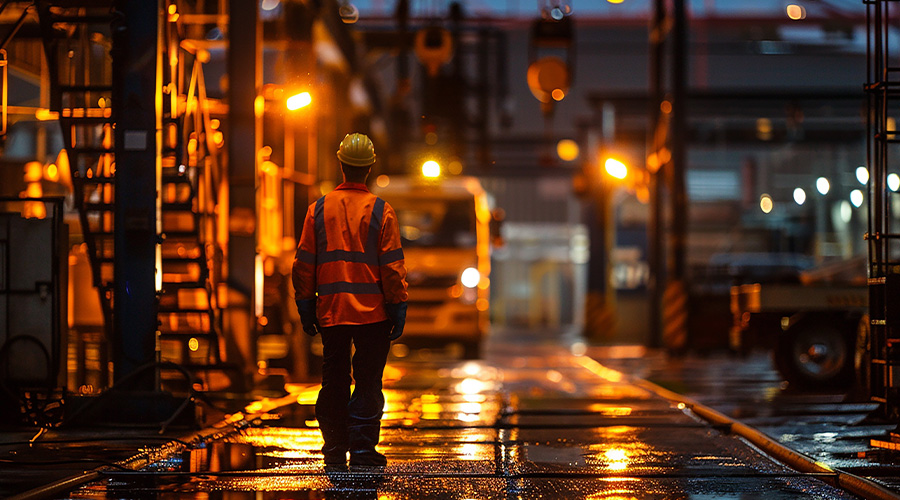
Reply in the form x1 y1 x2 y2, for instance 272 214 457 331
865 0 900 422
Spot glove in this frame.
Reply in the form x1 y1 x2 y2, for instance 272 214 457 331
296 299 320 337
385 302 407 341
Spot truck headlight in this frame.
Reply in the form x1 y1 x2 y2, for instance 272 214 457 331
461 267 480 288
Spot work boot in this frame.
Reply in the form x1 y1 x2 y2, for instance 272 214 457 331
349 449 387 466
323 446 348 466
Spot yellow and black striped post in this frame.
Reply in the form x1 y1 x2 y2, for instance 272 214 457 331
662 279 688 351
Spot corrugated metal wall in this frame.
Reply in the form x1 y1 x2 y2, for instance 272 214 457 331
480 173 583 225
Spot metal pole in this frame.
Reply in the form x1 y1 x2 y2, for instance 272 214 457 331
671 0 687 283
647 0 665 349
112 0 161 389
663 0 689 351
226 0 261 376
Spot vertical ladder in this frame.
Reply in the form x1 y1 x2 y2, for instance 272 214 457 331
36 0 241 394
865 0 900 424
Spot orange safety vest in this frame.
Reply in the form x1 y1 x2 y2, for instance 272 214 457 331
292 182 408 326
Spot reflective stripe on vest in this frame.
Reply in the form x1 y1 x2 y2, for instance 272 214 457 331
313 195 403 295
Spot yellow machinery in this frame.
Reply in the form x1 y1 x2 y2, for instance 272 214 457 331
374 176 494 358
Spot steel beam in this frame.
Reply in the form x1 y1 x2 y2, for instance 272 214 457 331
112 0 161 389
226 0 261 373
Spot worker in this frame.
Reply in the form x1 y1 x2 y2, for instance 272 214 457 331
292 132 408 467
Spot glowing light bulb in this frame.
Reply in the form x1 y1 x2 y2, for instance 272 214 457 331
816 177 830 195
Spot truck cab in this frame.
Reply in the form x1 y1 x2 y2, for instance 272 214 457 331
374 176 494 358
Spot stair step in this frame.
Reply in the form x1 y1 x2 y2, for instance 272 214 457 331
162 174 192 184
161 273 206 282
161 255 206 263
160 282 208 292
158 326 215 335
60 114 113 124
49 14 114 24
163 201 194 211
158 306 212 313
159 332 217 340
162 230 201 238
81 176 115 184
68 146 114 155
60 107 112 117
83 202 114 211
59 84 114 92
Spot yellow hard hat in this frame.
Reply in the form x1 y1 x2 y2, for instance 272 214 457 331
336 132 376 167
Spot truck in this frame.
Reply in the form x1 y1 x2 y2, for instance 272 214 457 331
373 176 496 358
729 257 867 389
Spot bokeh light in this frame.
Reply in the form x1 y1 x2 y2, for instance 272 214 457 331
816 177 830 195
760 194 773 214
857 166 869 185
889 173 900 192
422 160 441 178
851 189 864 208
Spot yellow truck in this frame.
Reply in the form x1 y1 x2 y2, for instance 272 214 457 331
373 176 495 358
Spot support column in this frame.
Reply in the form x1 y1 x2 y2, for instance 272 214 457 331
226 0 261 377
112 0 161 389
647 0 665 349
664 0 689 352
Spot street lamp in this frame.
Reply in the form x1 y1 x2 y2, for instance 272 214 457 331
604 157 628 179
286 91 311 111
422 160 441 178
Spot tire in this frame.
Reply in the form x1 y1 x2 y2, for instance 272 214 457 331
775 319 855 390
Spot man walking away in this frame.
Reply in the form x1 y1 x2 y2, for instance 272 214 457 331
292 132 408 467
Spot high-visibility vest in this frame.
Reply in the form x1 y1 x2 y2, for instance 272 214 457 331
292 182 408 326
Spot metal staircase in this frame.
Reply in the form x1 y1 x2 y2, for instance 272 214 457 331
35 0 116 343
36 1 240 394
865 0 900 424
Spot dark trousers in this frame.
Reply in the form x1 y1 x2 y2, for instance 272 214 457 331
316 320 391 456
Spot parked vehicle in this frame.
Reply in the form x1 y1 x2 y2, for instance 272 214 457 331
374 176 496 358
730 257 867 389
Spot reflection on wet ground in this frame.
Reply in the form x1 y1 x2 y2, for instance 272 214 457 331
58 337 865 499
617 351 897 474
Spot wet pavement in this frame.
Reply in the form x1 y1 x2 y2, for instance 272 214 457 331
620 348 900 492
3 329 900 499
4 331 888 499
